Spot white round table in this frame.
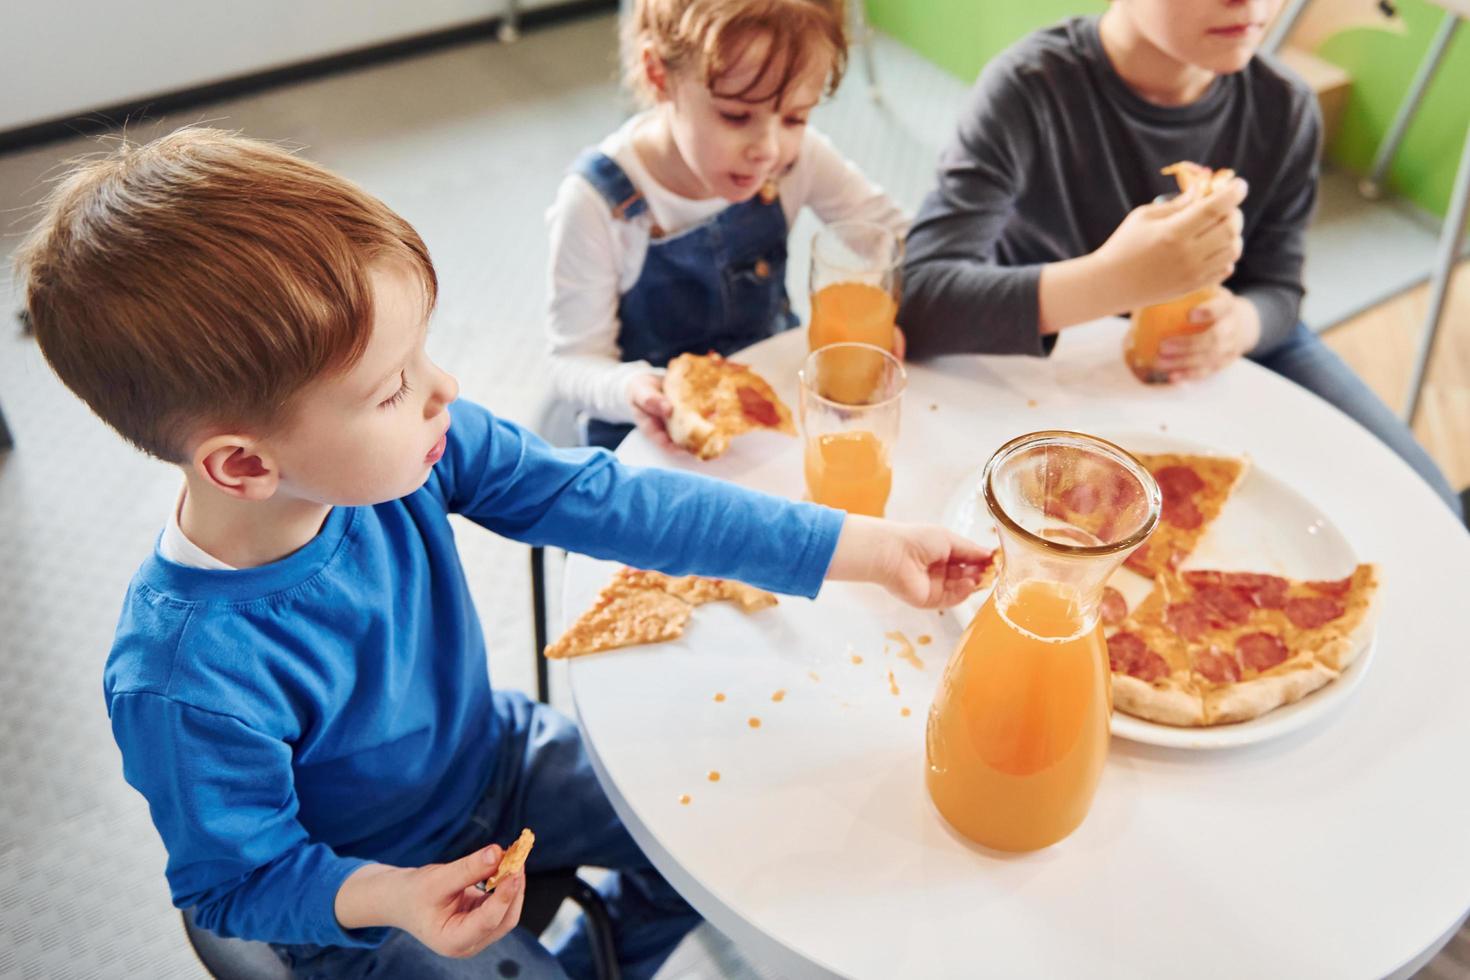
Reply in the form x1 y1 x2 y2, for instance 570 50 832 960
561 320 1470 979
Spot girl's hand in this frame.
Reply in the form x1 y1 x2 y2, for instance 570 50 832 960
628 373 678 452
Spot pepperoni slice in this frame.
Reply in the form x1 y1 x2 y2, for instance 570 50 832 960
1237 631 1289 672
1061 482 1100 516
1182 571 1222 588
1196 584 1252 626
1193 645 1242 684
1124 548 1153 575
1285 595 1345 629
1100 587 1127 626
1107 631 1170 682
736 386 780 427
1153 465 1205 498
1228 573 1289 610
1161 495 1203 530
1166 601 1211 641
1306 576 1353 598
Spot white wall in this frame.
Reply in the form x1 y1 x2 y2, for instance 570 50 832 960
1 0 569 132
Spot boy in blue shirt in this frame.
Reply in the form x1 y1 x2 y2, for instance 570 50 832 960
16 129 989 979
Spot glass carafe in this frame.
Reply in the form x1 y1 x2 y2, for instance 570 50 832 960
926 431 1161 851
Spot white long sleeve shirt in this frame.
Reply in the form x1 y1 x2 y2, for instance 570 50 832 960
545 113 908 424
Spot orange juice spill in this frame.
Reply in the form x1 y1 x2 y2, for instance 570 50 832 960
713 693 726 703
901 707 912 717
748 717 762 729
771 690 786 702
1125 286 1219 383
804 430 892 517
707 771 721 782
850 653 863 665
887 670 900 696
917 635 932 646
925 580 1110 852
679 794 692 805
809 281 897 352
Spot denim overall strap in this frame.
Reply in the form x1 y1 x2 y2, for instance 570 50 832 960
572 149 650 221
574 152 798 449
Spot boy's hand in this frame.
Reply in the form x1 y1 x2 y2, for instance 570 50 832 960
1094 178 1248 311
628 373 678 452
1155 289 1262 381
827 515 994 609
335 844 526 959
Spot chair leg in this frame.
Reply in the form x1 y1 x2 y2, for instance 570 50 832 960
566 876 622 980
531 545 550 704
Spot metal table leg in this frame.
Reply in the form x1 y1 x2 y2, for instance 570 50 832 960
1264 0 1314 54
1360 12 1461 199
499 0 520 43
1405 119 1470 424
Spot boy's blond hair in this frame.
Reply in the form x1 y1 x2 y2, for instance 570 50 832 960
625 0 847 105
15 128 437 463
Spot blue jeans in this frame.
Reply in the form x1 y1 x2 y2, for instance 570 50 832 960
275 691 700 980
1253 322 1463 520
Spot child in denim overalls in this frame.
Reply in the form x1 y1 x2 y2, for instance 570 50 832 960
546 0 907 450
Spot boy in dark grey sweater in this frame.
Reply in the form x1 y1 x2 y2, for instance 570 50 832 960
901 0 1460 515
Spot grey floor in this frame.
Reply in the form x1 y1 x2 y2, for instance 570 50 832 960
0 9 1464 979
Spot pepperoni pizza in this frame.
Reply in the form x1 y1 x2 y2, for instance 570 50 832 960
1104 565 1379 726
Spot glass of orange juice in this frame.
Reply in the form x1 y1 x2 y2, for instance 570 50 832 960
926 431 1161 851
798 342 905 518
809 220 901 354
1123 285 1224 384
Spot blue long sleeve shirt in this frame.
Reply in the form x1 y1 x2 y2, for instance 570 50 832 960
104 400 844 946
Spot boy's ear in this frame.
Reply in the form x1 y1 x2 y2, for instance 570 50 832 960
193 435 280 502
641 44 671 99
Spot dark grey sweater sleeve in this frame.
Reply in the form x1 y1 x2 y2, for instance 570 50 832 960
900 63 1051 358
1232 94 1321 356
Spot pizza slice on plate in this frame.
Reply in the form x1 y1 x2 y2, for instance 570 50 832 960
1122 452 1248 578
1105 565 1380 727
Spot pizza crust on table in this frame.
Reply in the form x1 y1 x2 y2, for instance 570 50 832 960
663 352 795 460
545 567 778 660
1105 565 1380 727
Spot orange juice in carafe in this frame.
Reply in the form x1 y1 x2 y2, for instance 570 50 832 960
924 430 1161 852
803 429 892 517
925 581 1110 851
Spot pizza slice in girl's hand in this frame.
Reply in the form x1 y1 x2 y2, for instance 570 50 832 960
1104 564 1380 727
663 352 795 460
1123 452 1248 578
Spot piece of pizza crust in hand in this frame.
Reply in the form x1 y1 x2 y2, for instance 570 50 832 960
480 828 535 892
663 352 795 460
545 567 778 659
1161 160 1237 196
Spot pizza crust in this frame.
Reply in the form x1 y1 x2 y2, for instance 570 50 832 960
546 567 779 659
1113 674 1205 727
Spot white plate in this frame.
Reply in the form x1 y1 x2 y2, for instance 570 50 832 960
940 431 1377 750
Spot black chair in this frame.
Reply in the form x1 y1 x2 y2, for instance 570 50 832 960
182 872 619 979
529 395 583 704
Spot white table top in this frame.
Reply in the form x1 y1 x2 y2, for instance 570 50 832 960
562 320 1470 979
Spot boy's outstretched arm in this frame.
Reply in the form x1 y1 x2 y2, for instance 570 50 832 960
827 515 994 609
